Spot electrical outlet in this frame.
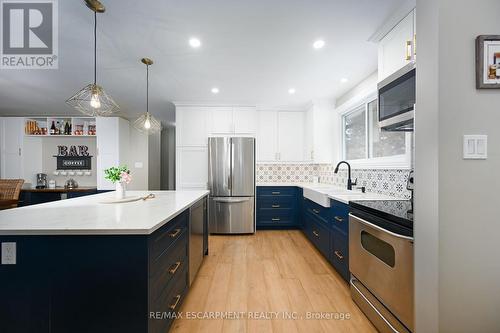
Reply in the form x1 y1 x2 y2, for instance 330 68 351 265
1 242 17 265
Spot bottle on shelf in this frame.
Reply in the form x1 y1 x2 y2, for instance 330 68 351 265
50 121 56 135
64 121 70 135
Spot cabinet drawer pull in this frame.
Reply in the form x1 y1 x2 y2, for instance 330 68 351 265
168 261 181 275
169 295 181 310
312 230 319 237
271 204 280 208
334 216 344 223
334 251 344 260
313 209 320 214
272 218 281 221
168 228 182 238
271 191 281 195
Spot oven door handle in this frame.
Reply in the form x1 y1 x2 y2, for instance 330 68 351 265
349 213 414 241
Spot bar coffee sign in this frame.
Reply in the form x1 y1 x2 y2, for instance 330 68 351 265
54 145 92 170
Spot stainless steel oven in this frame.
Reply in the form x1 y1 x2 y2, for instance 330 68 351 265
349 213 414 333
378 62 416 131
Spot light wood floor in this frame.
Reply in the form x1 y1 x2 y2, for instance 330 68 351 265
171 230 376 333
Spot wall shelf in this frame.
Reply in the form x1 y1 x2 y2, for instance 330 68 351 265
25 117 97 136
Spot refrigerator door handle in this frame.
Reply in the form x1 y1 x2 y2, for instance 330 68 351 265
212 197 251 203
228 140 232 191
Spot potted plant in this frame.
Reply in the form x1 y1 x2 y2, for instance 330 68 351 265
104 166 132 199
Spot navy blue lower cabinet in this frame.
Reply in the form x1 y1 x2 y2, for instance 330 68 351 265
256 186 300 228
301 198 350 282
0 209 194 333
329 227 350 281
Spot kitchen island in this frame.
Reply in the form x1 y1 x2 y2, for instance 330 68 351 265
0 190 209 333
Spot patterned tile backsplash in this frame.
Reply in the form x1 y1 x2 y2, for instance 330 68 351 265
257 163 412 199
256 164 319 183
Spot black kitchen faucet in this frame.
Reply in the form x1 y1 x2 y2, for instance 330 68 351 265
334 161 357 190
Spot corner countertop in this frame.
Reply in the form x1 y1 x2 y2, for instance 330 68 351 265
0 190 209 236
256 182 403 204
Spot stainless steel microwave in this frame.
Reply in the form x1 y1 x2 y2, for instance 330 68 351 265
378 62 416 131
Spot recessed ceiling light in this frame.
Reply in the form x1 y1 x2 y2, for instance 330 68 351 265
288 88 296 95
340 78 348 83
313 39 325 49
211 87 219 94
189 37 201 48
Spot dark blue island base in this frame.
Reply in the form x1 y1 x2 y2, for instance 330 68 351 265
0 210 191 333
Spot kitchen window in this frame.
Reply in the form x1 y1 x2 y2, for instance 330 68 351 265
342 98 411 168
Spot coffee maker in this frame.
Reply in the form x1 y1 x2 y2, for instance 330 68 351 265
36 173 47 189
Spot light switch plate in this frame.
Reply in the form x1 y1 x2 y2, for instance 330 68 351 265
134 162 143 168
1 242 16 265
463 135 488 159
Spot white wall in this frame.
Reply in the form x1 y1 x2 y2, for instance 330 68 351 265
148 131 161 190
126 126 149 190
41 137 97 187
416 0 500 332
414 0 439 331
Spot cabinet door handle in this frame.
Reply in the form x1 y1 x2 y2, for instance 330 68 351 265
405 40 413 61
334 251 344 260
313 209 320 214
271 191 280 195
271 204 280 208
312 230 319 237
168 261 181 275
272 218 281 222
168 228 182 238
169 295 182 310
334 216 344 223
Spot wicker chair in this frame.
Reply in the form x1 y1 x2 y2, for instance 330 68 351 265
0 179 24 210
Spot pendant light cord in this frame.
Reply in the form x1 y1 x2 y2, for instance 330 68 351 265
146 64 149 114
94 11 97 85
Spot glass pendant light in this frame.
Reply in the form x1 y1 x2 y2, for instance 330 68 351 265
133 58 162 134
66 0 119 116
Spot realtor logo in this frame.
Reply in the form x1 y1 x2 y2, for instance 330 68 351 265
1 0 58 69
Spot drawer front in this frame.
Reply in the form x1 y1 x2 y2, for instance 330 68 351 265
257 195 296 209
330 229 349 282
330 200 350 233
308 214 331 258
257 208 295 225
257 186 296 197
149 232 188 302
304 199 330 222
149 210 189 262
149 266 189 333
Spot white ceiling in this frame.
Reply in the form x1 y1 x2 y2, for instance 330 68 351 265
0 0 403 123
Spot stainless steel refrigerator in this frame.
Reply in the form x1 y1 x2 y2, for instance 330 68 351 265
208 137 255 234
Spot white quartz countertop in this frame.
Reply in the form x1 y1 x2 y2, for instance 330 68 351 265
0 190 209 235
257 182 402 204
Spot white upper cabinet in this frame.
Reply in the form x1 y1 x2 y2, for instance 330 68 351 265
209 106 234 135
208 106 257 136
233 107 257 135
304 100 334 164
256 111 278 161
378 9 416 82
0 117 24 179
278 111 304 162
177 106 209 146
256 110 307 163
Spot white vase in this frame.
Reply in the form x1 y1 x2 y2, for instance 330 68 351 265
115 181 126 200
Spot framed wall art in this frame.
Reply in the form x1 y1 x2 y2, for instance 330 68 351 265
476 35 500 89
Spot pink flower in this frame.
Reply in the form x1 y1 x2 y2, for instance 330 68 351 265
120 171 132 184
